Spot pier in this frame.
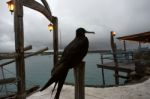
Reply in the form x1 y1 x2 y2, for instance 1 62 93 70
97 31 150 86
97 62 134 73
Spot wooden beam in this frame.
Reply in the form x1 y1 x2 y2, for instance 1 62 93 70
0 53 18 59
24 45 32 51
97 64 133 73
25 47 48 58
117 31 150 43
114 74 129 79
41 0 51 13
23 0 52 22
0 47 48 67
0 45 32 60
0 77 17 85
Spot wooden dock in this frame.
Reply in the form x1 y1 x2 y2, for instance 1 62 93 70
97 62 135 73
97 62 135 86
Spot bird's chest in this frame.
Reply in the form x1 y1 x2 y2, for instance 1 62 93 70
63 39 88 68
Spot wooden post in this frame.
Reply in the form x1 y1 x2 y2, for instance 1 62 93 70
110 31 119 85
123 40 129 62
100 54 105 86
138 41 141 49
113 47 119 85
14 0 26 98
74 62 85 99
123 40 126 51
52 16 59 65
131 52 134 60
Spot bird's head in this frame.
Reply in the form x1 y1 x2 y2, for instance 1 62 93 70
76 27 95 37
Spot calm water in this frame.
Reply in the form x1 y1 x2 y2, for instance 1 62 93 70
0 53 126 95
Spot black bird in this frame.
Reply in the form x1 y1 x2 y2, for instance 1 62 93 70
40 27 94 99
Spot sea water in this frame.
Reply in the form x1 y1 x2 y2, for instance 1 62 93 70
0 53 126 95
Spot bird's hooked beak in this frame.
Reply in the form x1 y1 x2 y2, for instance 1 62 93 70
85 30 95 34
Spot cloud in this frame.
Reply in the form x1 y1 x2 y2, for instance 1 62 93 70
0 0 150 51
0 34 15 52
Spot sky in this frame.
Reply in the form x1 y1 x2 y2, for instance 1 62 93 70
0 0 150 52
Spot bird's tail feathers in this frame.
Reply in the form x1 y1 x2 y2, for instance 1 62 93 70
51 81 58 96
40 63 67 91
40 75 56 91
54 69 69 99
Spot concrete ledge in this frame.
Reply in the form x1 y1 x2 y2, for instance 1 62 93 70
27 78 150 99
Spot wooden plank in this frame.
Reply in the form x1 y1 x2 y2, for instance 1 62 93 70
115 74 129 79
97 62 134 73
0 77 17 85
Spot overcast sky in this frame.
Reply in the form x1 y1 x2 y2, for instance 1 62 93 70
0 0 150 52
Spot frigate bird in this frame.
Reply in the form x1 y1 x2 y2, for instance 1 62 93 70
40 27 94 99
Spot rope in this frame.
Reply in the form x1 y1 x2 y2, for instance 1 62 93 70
0 67 8 95
2 68 16 78
3 67 39 90
4 68 38 89
0 66 3 92
1 63 47 93
2 68 18 94
0 84 4 92
3 67 21 82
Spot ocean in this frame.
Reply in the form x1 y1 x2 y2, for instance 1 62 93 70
0 53 126 95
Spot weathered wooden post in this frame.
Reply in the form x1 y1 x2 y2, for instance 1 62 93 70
52 16 59 65
100 54 105 86
110 31 119 85
5 0 53 98
138 41 141 49
74 61 85 99
14 0 26 98
123 40 126 51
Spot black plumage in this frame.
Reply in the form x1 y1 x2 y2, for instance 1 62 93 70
40 28 94 99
